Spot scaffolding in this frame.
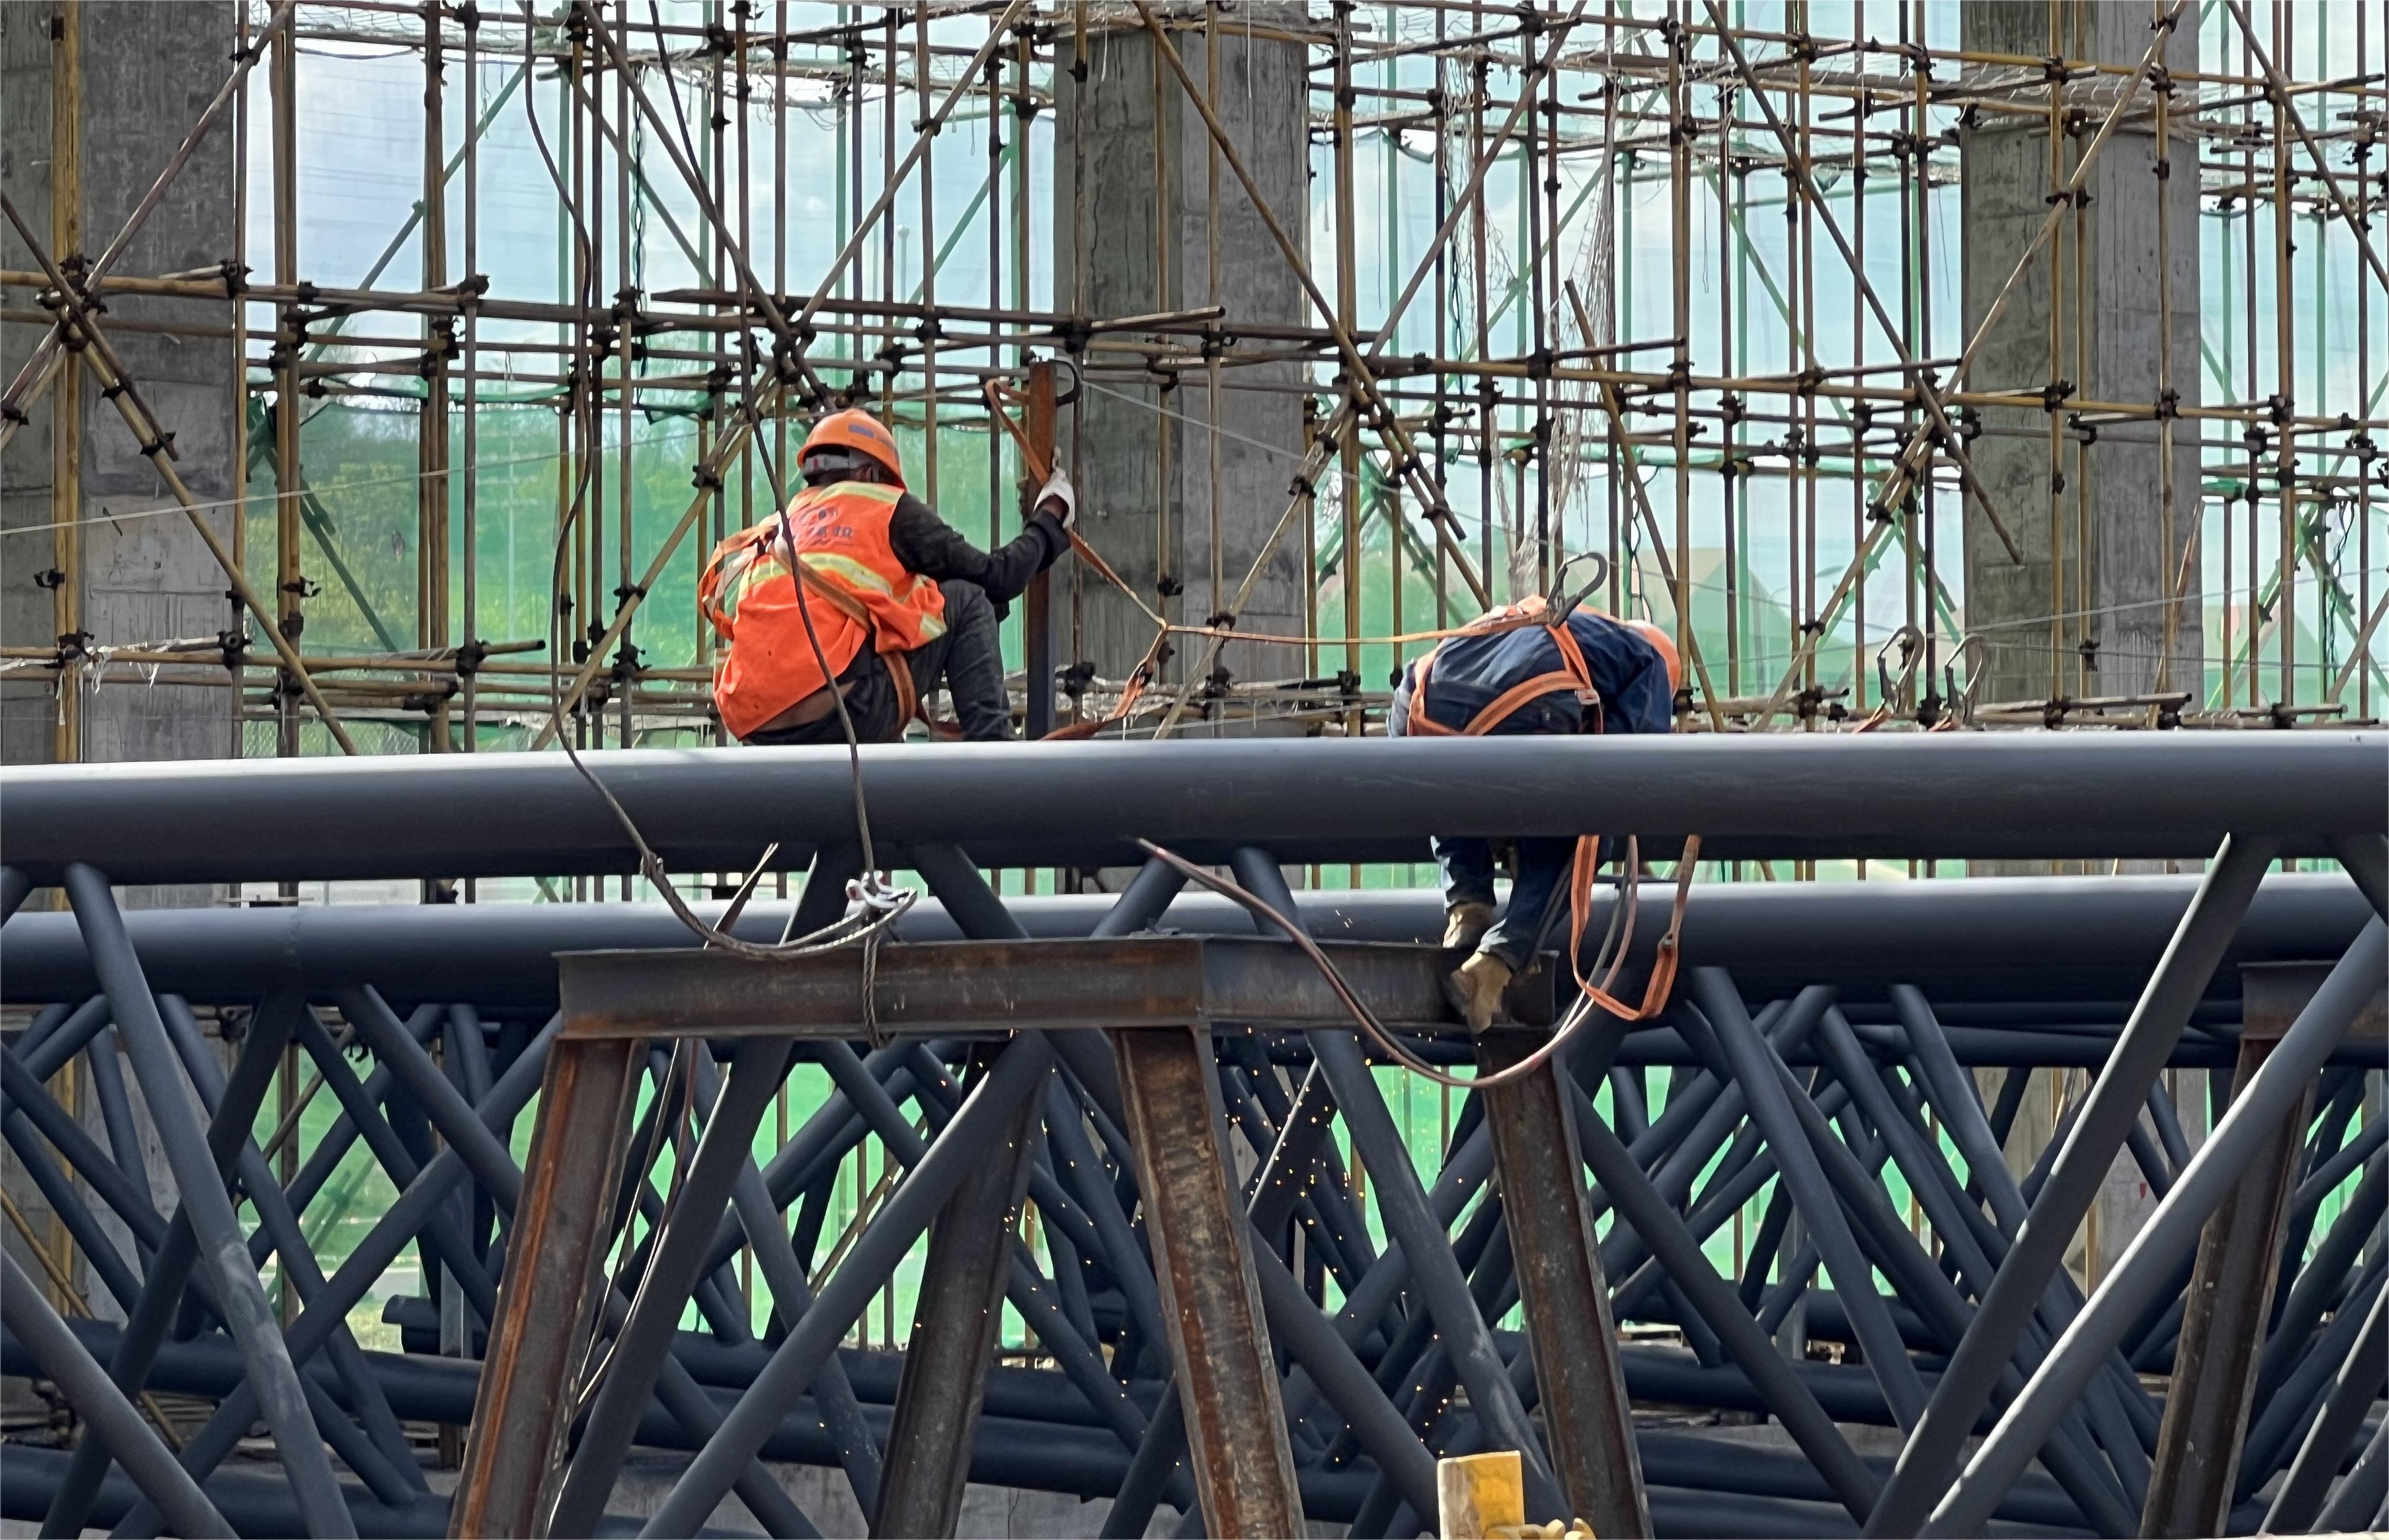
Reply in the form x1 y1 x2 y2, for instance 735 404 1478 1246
2 0 2382 760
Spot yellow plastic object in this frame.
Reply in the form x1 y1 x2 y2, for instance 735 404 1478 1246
1438 1451 1525 1540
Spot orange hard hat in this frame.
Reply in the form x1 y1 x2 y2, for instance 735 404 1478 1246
800 408 905 488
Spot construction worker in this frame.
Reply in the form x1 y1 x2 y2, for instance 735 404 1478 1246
1389 597 1682 1030
701 407 1074 744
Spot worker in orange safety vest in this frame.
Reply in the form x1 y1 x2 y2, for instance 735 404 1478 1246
701 407 1074 742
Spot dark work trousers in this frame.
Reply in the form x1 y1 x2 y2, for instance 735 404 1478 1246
748 578 1013 744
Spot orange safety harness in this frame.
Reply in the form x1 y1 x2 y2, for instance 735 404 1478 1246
1404 600 1698 1024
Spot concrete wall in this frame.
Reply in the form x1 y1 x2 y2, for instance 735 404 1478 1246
1 1 241 771
1959 1 2202 709
1051 5 1310 710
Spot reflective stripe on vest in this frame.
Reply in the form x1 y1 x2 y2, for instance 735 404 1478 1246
699 481 948 739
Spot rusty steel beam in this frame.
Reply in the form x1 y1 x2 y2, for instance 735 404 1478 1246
2143 962 2341 1536
1115 1026 1305 1538
872 1047 1043 1539
545 1039 798 1539
450 1035 642 1540
555 936 1551 1042
1479 1031 1651 1539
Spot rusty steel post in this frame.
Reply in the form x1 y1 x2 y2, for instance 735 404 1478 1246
450 1034 642 1540
1023 360 1056 738
1114 1025 1305 1538
2142 962 2368 1536
870 1045 1044 1539
1479 1030 1651 1539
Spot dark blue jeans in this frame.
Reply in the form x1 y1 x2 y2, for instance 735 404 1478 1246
1434 835 1573 971
748 579 1012 744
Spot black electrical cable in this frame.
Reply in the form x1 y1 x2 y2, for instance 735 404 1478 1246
517 0 907 963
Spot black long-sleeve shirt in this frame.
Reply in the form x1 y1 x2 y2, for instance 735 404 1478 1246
885 492 1065 609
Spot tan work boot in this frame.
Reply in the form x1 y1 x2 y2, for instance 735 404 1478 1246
1442 900 1497 953
1443 950 1514 1033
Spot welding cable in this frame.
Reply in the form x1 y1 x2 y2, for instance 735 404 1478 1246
536 415 911 961
521 10 907 963
1135 838 1686 1091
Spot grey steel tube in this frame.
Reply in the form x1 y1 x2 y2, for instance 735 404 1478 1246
1693 976 1928 1429
59 864 357 1540
2317 1423 2389 1535
707 1048 886 1520
0 1251 233 1540
2240 1245 2389 1488
81 1026 152 1240
1891 988 2166 1473
1767 1024 2137 1533
637 1035 1056 1538
1570 1091 1882 1520
2333 833 2389 918
35 1013 289 1538
1926 918 2389 1537
1866 833 2281 1536
100 1016 558 1536
2263 1280 2389 1533
152 994 427 1504
2255 1153 2389 1407
0 1446 447 1539
5 732 2379 883
3 873 2366 1011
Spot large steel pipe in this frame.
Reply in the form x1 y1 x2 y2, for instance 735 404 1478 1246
1 875 2368 1009
4 732 2380 882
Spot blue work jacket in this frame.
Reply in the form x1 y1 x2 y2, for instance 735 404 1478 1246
1390 610 1675 737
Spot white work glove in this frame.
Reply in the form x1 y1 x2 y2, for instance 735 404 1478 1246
1035 470 1077 532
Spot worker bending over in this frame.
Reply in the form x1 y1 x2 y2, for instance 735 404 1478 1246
702 408 1074 743
1391 599 1681 1029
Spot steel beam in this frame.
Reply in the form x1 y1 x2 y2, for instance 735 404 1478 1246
5 734 2380 883
1113 1026 1305 1539
1477 1029 1650 1539
450 1035 642 1540
555 934 1545 1040
2143 962 2341 1535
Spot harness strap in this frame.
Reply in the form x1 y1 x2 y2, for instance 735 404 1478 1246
1406 620 1600 738
1562 833 1699 1023
774 509 921 741
1405 616 1692 1022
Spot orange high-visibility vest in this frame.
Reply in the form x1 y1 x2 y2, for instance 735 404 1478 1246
700 481 948 739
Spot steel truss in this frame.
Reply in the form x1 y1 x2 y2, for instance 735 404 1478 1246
0 738 2384 1538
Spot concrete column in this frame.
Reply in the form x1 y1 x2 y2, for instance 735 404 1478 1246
1051 5 1309 716
1960 2 2201 1281
1959 2 2202 711
2 1 242 771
